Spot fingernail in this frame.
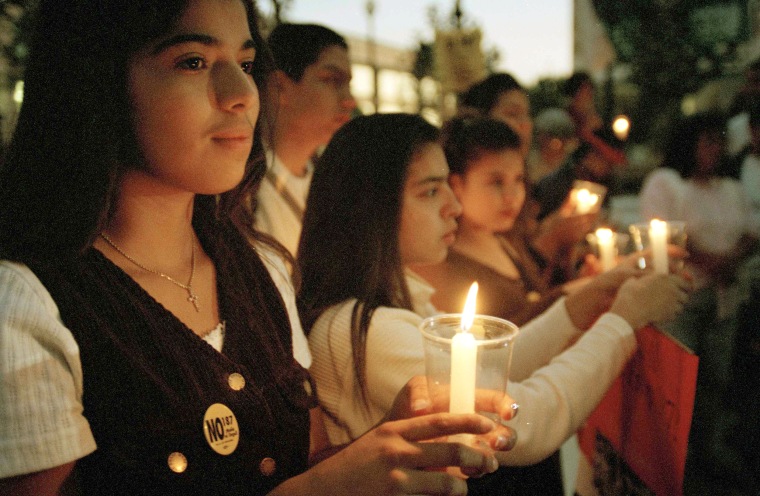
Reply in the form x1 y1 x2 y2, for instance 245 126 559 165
412 399 431 412
504 432 518 450
488 455 499 473
510 402 520 418
495 435 510 450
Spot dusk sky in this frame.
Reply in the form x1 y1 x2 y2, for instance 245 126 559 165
260 0 574 85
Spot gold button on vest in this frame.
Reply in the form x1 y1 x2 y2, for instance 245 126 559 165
167 452 188 473
259 457 277 476
228 372 246 391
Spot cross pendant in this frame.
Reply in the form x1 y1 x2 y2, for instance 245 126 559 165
187 291 200 312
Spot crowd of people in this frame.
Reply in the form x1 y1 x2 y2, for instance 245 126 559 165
0 1 755 495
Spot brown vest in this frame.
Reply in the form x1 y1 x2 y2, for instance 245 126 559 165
30 223 313 495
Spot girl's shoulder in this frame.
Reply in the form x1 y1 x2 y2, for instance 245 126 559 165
309 299 423 340
0 260 61 315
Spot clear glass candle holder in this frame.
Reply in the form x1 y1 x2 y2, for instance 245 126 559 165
586 229 630 272
629 220 687 273
419 314 519 422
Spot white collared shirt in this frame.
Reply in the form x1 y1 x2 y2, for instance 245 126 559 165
254 150 314 257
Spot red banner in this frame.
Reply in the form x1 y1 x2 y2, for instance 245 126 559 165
578 325 699 496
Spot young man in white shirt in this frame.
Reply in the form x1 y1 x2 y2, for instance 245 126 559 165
254 24 356 256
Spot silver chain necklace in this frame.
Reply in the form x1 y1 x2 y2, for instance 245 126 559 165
100 233 200 312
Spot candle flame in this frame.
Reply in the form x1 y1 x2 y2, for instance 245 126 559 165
461 282 478 333
573 188 599 212
650 218 667 234
612 115 630 141
595 227 613 241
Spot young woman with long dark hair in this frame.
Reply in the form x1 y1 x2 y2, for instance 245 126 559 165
0 2 512 494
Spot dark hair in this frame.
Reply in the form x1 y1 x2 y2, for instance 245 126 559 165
564 71 593 98
748 100 760 127
298 113 439 402
267 23 347 82
459 73 524 115
441 116 522 176
0 0 272 262
662 111 727 179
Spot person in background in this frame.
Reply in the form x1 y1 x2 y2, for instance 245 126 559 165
726 58 760 158
527 107 578 184
0 2 514 494
253 23 356 256
639 110 758 485
460 73 598 287
459 73 533 158
728 101 760 232
298 113 690 496
564 71 603 141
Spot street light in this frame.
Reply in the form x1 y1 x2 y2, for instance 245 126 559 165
366 0 378 112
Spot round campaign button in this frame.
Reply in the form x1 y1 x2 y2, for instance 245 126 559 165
203 403 240 455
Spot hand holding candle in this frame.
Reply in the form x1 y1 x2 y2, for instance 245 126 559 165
418 283 519 443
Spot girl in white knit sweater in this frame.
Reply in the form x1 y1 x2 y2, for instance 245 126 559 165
298 113 691 495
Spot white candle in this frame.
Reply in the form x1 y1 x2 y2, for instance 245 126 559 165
449 282 479 414
649 219 669 274
595 228 616 272
449 332 477 414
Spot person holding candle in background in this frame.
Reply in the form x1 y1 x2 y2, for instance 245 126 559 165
639 110 759 482
530 127 626 285
564 72 604 142
458 75 599 288
532 127 626 223
414 116 595 329
0 2 518 494
299 113 690 496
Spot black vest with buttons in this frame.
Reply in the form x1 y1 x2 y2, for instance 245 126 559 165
28 222 314 495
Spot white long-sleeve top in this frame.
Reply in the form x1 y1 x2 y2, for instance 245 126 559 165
308 271 636 465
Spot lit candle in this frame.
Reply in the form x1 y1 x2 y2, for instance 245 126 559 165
649 219 669 274
595 228 616 272
449 282 478 414
612 115 631 141
573 188 600 215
